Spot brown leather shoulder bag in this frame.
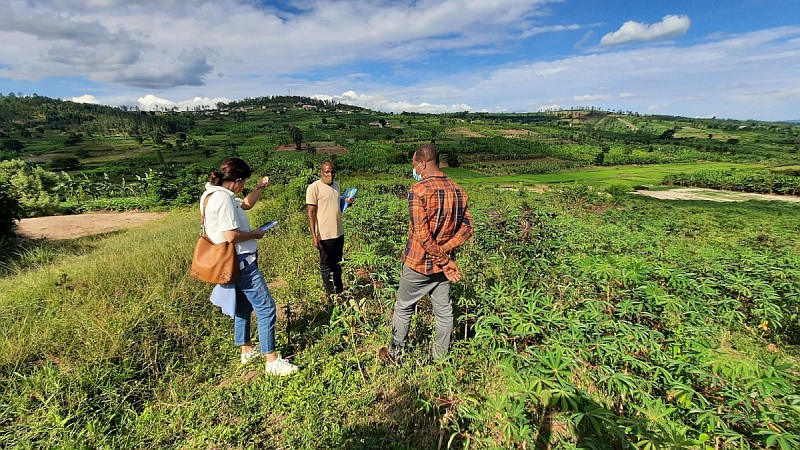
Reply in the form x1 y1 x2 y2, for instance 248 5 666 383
190 192 239 284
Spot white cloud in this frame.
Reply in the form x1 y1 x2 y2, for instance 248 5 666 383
2 1 799 120
538 67 568 76
71 94 99 104
574 30 595 49
521 23 584 39
424 26 800 119
537 103 561 112
600 15 690 46
327 90 471 114
136 94 231 110
0 0 559 88
574 94 612 101
36 25 800 120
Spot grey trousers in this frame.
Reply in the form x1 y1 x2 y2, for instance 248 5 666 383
391 265 453 359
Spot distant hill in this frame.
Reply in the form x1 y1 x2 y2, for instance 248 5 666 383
2 93 799 182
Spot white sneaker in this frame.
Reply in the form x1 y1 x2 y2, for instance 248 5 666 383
265 356 299 376
240 348 260 365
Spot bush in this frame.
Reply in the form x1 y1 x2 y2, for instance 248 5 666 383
552 183 600 207
0 160 62 217
134 164 211 206
0 181 22 238
49 156 81 171
2 139 24 152
605 182 632 204
444 152 460 167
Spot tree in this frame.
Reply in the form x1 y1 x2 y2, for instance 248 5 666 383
659 129 676 139
0 159 62 217
594 146 610 165
2 139 23 152
49 156 80 171
444 153 460 167
290 126 303 150
64 132 83 146
0 181 22 238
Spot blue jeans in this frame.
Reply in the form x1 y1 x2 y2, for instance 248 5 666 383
233 258 276 354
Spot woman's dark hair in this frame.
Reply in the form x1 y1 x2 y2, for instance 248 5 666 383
209 157 252 186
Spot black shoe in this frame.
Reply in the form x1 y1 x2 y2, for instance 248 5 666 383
378 345 403 364
388 345 403 363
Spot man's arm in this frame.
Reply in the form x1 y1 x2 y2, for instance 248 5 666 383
440 206 473 253
306 204 321 249
408 190 450 262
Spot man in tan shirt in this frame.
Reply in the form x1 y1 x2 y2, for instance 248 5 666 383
306 161 353 296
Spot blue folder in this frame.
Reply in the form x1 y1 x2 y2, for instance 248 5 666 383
340 188 357 212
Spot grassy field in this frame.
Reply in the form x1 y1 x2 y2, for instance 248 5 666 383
2 176 799 449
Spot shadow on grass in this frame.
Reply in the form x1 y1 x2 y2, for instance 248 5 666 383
0 231 120 276
333 381 444 450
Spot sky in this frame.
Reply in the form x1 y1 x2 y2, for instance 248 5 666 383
1 0 799 121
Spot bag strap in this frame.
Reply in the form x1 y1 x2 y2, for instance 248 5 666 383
199 192 215 236
201 192 214 223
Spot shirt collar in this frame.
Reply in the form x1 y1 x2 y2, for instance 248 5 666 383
421 170 446 180
205 182 236 196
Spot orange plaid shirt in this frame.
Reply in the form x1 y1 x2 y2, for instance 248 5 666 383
402 171 473 275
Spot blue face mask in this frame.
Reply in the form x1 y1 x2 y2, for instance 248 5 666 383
412 163 422 181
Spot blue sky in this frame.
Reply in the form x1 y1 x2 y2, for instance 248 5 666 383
1 0 798 120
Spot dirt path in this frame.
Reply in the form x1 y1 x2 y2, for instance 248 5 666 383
617 117 639 131
635 188 800 203
18 211 168 240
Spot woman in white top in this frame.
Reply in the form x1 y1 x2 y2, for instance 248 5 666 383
200 157 297 376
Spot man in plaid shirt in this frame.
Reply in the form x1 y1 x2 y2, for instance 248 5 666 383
388 144 473 361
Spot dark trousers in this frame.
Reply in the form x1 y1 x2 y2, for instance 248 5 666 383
319 235 344 294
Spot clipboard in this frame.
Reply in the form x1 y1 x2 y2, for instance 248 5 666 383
259 220 278 231
340 188 357 212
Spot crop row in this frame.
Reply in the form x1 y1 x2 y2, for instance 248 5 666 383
663 169 800 195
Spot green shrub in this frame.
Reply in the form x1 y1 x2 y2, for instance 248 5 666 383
552 183 599 207
444 152 460 167
0 181 21 238
139 164 210 206
2 139 24 152
605 182 632 204
0 159 62 217
49 156 81 171
663 169 800 195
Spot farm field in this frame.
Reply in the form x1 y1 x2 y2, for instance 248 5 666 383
450 162 769 188
635 187 800 203
2 95 800 449
2 182 800 449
